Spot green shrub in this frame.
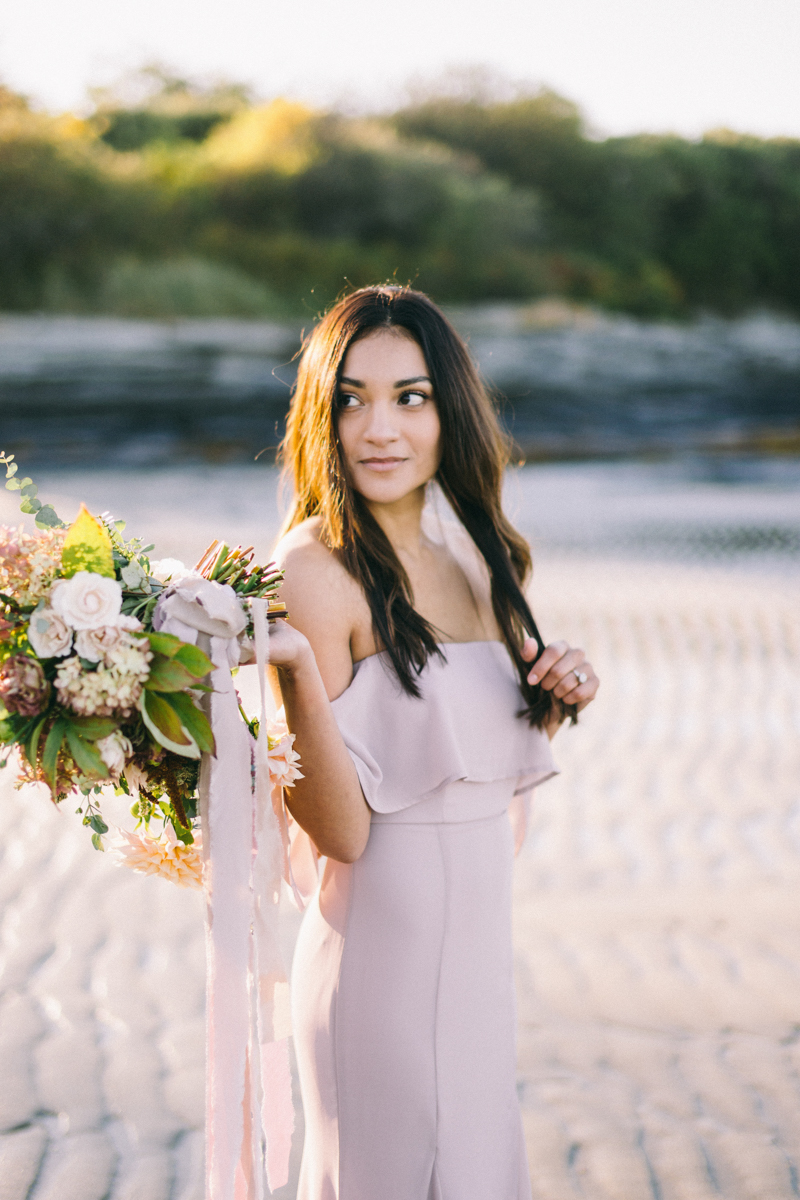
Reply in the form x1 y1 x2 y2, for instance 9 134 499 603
94 256 284 317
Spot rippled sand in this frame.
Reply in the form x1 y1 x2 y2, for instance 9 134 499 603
0 469 798 1198
517 562 800 1200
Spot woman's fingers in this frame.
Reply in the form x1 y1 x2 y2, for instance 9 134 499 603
264 619 309 670
526 640 601 711
525 640 571 685
521 636 541 663
559 665 600 710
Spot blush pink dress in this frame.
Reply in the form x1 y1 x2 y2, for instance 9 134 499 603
290 641 558 1200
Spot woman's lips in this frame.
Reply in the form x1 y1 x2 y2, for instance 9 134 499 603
359 457 407 472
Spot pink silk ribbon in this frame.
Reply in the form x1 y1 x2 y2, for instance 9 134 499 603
199 599 294 1199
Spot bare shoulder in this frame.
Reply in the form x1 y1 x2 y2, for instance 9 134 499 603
274 517 338 582
272 518 371 698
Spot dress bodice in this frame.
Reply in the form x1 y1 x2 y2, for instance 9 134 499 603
330 640 558 816
283 638 558 906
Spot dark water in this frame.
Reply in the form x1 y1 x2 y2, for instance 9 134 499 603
2 309 800 467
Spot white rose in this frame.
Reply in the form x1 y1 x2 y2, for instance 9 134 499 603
27 608 72 658
96 730 133 777
116 614 143 631
74 625 123 663
51 572 123 630
149 558 198 584
153 576 246 642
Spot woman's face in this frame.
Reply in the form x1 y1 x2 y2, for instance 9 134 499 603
337 328 441 508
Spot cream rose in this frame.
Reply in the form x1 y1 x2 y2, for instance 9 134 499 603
74 624 123 663
51 572 123 630
27 608 72 658
96 730 133 777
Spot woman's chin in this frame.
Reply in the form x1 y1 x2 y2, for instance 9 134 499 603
353 474 429 508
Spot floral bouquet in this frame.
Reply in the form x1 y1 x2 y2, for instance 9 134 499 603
0 452 298 887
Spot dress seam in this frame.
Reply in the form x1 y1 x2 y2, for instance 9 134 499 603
431 824 447 1192
332 865 355 1199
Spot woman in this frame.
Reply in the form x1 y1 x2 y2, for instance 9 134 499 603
267 285 599 1199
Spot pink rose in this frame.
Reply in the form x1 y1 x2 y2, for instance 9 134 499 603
27 608 72 659
74 625 122 663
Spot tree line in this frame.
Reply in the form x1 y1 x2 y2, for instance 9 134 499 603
1 68 798 318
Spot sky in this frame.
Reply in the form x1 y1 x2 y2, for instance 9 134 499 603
1 0 799 139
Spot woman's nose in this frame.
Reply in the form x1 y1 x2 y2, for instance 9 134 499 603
364 400 399 443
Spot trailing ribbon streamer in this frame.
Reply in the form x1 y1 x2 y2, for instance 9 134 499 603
166 594 292 1199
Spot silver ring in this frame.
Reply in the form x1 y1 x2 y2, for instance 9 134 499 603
573 669 588 684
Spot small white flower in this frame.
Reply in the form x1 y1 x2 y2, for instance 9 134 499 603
27 607 72 658
55 634 152 718
51 572 123 630
96 730 133 777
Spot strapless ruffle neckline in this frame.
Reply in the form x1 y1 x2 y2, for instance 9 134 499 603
330 640 557 814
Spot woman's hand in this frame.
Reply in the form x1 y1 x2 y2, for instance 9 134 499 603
265 617 315 677
522 637 600 720
265 614 372 864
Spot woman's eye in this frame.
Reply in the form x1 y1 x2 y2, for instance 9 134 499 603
338 393 363 409
398 391 428 408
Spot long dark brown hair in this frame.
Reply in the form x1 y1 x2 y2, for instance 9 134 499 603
279 285 568 729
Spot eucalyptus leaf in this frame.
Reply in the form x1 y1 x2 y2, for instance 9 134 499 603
35 505 65 529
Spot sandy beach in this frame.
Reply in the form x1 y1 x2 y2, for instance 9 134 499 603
0 465 799 1199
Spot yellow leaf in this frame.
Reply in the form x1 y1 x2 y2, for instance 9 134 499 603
60 504 115 579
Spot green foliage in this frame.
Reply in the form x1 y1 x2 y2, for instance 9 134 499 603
99 109 228 151
1 452 65 529
391 92 800 314
1 73 799 316
166 690 216 754
61 505 116 577
94 255 285 318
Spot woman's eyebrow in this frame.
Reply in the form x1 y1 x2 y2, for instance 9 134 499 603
339 374 432 388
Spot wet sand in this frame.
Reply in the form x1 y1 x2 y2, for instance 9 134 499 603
0 469 799 1198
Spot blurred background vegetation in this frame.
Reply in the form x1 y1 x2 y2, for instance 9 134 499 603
2 64 799 319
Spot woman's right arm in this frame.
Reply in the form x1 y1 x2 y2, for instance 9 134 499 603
265 532 372 864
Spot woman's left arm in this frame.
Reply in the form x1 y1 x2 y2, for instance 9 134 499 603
521 637 600 739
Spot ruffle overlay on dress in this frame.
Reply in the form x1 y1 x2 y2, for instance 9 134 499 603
332 641 558 810
281 641 558 906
